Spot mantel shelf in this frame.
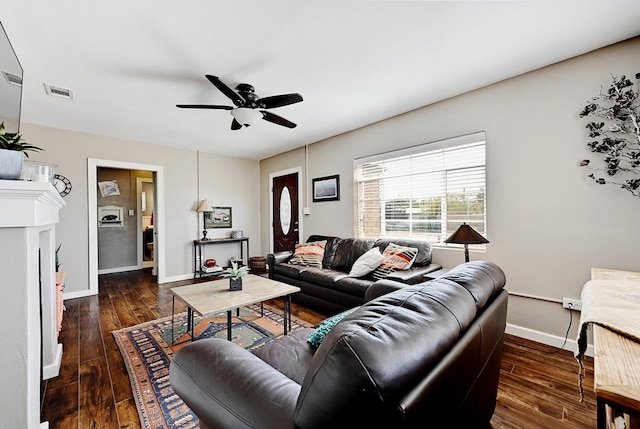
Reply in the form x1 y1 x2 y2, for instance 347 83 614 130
0 180 66 228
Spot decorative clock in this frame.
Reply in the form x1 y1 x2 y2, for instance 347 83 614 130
53 173 72 197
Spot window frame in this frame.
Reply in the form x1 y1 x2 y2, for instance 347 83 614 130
353 131 487 249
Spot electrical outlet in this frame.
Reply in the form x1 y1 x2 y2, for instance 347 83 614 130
562 298 582 311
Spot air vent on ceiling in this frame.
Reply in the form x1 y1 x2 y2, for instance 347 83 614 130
2 70 22 86
44 83 73 100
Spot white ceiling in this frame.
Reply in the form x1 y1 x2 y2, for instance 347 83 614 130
2 1 640 160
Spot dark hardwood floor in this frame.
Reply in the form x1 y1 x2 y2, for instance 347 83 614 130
41 269 596 428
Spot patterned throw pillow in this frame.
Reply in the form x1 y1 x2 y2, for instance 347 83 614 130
307 307 359 349
371 242 418 280
288 240 327 268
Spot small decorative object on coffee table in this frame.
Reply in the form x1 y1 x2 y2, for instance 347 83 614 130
223 260 248 291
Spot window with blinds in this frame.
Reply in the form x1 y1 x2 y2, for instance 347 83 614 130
353 132 486 246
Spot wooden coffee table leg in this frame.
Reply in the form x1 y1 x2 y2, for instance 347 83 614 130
227 310 232 341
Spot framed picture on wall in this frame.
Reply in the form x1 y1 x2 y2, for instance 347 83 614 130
312 175 340 202
204 206 232 228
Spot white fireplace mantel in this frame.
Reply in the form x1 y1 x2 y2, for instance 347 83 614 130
0 180 65 227
0 179 65 429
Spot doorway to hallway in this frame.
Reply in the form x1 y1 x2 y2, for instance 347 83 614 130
88 158 165 296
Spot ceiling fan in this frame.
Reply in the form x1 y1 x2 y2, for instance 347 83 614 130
177 75 303 130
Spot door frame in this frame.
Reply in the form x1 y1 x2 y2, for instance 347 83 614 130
88 158 166 296
136 177 154 269
269 167 303 253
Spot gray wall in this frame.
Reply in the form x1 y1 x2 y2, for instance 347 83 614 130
196 151 261 266
96 167 153 271
260 37 640 344
19 124 261 297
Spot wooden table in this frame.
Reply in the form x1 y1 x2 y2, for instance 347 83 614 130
170 274 300 344
193 237 250 278
590 268 640 429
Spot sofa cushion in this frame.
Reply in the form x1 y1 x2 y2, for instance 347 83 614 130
307 307 358 349
299 268 347 288
371 242 418 280
348 247 385 277
334 276 374 298
273 262 309 279
329 238 375 272
375 238 433 266
251 327 316 385
289 240 326 268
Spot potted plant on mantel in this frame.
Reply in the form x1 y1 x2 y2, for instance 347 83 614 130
222 260 249 291
0 122 43 180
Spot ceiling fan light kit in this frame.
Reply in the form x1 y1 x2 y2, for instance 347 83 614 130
231 108 263 127
177 75 303 130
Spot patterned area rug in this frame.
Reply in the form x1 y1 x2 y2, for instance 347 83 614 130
112 303 313 429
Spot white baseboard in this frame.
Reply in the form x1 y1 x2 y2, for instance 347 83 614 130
98 265 140 275
161 273 195 284
42 343 63 380
63 288 94 300
506 323 594 358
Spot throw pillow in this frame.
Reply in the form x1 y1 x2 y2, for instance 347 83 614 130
307 307 359 349
371 242 418 280
288 240 327 268
348 247 385 277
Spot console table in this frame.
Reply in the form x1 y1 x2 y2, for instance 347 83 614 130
589 268 640 429
193 237 249 278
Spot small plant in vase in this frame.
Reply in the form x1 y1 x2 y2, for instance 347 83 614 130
0 122 43 154
222 260 248 291
0 122 44 180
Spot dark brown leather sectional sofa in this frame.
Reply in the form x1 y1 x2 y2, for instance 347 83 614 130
170 261 508 428
267 234 442 315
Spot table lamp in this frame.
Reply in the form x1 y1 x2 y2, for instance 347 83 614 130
197 199 213 241
444 223 489 263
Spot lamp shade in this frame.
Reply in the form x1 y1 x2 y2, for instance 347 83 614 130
230 108 263 127
197 199 213 212
444 223 489 245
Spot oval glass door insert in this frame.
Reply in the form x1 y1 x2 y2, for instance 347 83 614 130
280 186 292 234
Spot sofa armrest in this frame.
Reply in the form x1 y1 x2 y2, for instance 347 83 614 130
386 263 442 285
170 338 300 429
267 251 293 278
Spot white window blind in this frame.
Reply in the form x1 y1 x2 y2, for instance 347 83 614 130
353 132 486 245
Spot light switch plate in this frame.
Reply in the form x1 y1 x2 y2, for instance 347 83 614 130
128 209 134 216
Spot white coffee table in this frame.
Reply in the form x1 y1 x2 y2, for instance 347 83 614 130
170 274 300 344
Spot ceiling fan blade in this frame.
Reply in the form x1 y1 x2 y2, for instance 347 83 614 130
261 111 297 128
258 93 303 109
231 118 243 130
205 75 245 106
176 104 233 110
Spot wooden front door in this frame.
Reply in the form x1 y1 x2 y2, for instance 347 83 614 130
272 172 299 252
